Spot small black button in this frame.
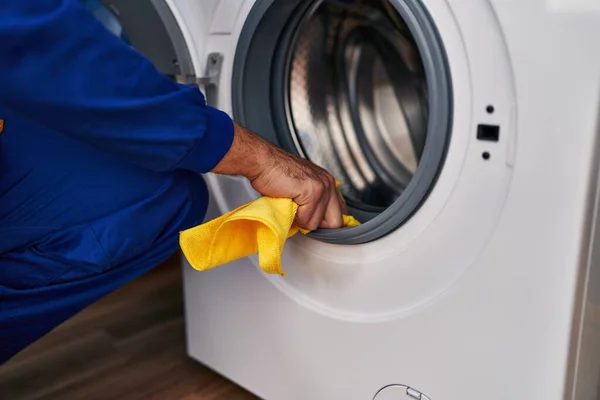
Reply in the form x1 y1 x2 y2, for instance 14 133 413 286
477 124 500 142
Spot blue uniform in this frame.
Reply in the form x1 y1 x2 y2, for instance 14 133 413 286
0 1 234 362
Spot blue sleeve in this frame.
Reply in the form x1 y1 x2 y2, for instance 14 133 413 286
0 0 234 174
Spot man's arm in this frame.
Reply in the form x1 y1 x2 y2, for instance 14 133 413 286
0 1 346 229
0 0 232 174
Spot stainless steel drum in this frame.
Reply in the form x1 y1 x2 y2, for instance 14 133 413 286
285 0 429 210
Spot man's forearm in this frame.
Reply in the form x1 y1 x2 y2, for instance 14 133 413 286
211 123 272 179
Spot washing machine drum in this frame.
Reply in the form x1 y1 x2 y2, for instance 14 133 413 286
233 0 452 244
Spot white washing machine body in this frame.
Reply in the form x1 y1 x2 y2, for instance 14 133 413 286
100 0 600 398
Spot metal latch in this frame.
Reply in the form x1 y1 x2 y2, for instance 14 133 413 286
181 52 223 107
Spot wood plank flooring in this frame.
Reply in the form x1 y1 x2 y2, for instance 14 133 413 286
0 254 259 400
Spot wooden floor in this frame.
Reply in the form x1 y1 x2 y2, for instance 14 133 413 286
0 254 259 400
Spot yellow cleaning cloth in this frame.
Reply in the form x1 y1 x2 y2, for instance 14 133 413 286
179 185 360 276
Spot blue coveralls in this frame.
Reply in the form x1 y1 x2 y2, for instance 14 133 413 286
0 1 234 362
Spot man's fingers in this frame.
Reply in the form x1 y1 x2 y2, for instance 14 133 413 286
295 204 314 229
295 200 325 231
305 192 329 230
320 187 343 229
294 180 322 225
337 188 349 215
287 170 349 231
294 180 325 229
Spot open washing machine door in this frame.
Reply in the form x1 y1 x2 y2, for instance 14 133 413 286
85 0 225 111
84 0 195 80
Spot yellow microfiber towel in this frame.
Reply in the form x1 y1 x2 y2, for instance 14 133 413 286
179 183 360 276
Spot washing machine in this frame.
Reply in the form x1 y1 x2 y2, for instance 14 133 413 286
88 0 600 398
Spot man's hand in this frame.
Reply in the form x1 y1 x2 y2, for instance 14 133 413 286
211 122 347 230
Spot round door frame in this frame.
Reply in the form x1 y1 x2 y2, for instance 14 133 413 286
230 0 454 245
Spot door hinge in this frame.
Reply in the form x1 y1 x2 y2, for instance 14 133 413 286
179 52 223 107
